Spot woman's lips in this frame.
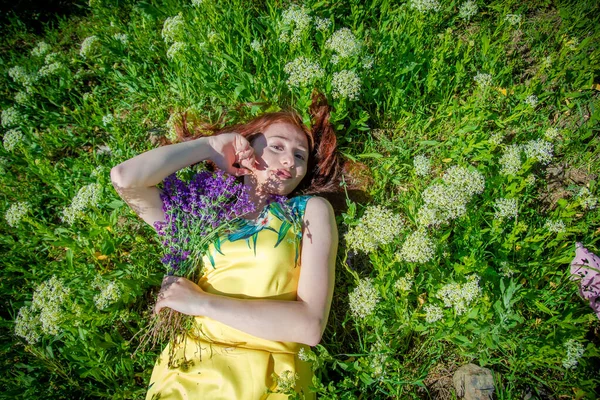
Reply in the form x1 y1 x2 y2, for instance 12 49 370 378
276 169 292 179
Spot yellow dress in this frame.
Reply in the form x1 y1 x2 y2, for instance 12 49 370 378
146 195 316 400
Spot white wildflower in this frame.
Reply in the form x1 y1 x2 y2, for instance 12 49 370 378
473 72 492 88
499 261 516 278
361 55 374 70
39 62 65 77
493 198 518 220
3 129 25 152
489 132 504 146
113 33 128 45
96 144 112 156
345 205 405 254
167 42 187 60
394 274 414 292
8 66 37 87
577 187 597 210
544 219 566 233
93 280 121 310
504 14 522 26
191 0 203 6
325 28 362 58
442 165 485 196
525 94 539 108
330 54 340 65
419 185 468 226
437 275 481 315
369 339 388 380
31 41 51 57
397 230 436 263
162 14 185 43
332 70 362 100
14 92 29 105
284 57 324 88
525 174 536 186
544 127 559 141
271 370 299 393
458 1 478 21
523 139 553 164
14 306 42 344
349 278 380 319
250 39 263 52
80 35 99 57
409 0 441 13
102 114 115 126
314 17 331 32
44 52 60 64
5 201 30 227
279 5 312 45
413 155 431 177
298 347 310 362
61 183 103 225
562 340 585 369
499 144 523 176
424 304 443 323
2 107 25 128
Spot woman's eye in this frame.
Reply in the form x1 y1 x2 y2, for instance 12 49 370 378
296 154 305 160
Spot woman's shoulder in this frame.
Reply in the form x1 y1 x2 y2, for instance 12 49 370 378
288 195 333 218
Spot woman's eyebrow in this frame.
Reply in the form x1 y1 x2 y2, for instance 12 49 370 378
271 135 308 152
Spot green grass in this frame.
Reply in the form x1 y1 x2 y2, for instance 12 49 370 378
1 0 599 398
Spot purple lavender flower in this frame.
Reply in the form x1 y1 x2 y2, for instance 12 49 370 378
156 169 256 277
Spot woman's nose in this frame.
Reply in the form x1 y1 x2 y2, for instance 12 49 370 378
281 152 294 166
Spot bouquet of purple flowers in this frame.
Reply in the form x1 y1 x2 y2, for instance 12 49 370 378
136 168 257 366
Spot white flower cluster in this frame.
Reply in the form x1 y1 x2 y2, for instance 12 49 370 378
284 56 324 88
499 144 522 176
191 0 203 6
3 129 25 151
5 201 30 227
562 339 585 369
96 144 112 156
92 277 121 310
577 187 597 210
271 370 299 393
436 275 481 315
499 261 516 278
8 66 38 88
525 174 536 186
542 55 552 69
325 28 362 59
250 39 263 52
31 41 51 57
345 205 405 254
397 229 436 263
504 14 522 26
414 155 431 177
298 347 310 362
349 278 380 319
80 35 99 58
279 4 312 45
14 91 30 105
544 127 559 141
162 14 185 43
113 33 128 45
417 165 485 226
362 55 374 70
424 304 443 323
61 183 103 225
473 72 492 88
409 0 441 13
167 42 187 60
525 94 539 108
369 339 388 380
332 70 361 100
523 139 553 164
2 107 25 128
39 61 65 78
458 1 478 21
314 17 331 32
394 273 414 292
489 132 504 146
15 276 71 344
102 114 115 126
544 219 566 233
493 198 518 220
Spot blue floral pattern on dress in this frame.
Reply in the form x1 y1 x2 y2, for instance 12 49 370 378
206 195 313 268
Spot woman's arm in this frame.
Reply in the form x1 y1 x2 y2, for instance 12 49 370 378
155 197 338 346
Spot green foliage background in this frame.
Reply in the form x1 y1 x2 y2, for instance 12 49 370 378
1 0 599 398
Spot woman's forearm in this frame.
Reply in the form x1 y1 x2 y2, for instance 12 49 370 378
111 137 214 188
199 292 321 347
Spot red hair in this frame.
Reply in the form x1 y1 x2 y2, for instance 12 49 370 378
168 90 345 198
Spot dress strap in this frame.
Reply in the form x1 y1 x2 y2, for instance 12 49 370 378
287 195 313 219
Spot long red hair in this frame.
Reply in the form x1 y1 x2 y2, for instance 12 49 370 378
168 90 345 198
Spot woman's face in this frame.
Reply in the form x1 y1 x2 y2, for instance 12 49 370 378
245 122 310 196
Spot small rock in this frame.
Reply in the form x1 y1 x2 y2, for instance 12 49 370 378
453 363 495 400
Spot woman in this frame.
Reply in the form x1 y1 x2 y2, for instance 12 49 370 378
110 92 343 399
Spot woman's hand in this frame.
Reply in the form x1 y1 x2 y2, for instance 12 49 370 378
154 276 207 316
207 133 257 176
